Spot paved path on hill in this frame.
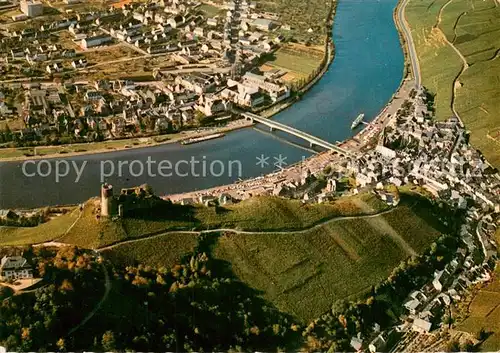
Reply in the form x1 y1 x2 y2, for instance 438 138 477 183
94 206 417 256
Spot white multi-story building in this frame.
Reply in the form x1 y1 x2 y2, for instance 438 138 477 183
81 35 112 50
20 0 43 17
0 256 33 281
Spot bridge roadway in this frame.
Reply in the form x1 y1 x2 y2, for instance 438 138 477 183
242 112 351 156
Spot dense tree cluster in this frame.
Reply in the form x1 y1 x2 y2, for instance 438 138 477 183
0 240 301 352
72 241 302 352
0 246 104 351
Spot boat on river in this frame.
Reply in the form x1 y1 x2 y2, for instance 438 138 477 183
351 113 365 129
180 133 225 145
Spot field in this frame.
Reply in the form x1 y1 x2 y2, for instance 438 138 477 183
100 232 199 268
75 55 166 81
255 0 332 45
0 191 446 323
458 266 500 351
261 44 324 83
82 44 141 65
381 201 450 253
198 3 225 17
0 208 79 246
454 58 500 168
405 0 463 119
488 127 500 147
0 117 25 132
103 193 386 246
406 0 500 167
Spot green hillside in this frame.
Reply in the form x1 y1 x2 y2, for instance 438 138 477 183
0 193 388 249
102 198 446 321
0 208 79 246
406 0 500 167
213 204 443 321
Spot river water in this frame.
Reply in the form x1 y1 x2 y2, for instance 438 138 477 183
0 0 404 209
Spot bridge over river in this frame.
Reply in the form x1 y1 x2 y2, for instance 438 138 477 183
242 112 351 156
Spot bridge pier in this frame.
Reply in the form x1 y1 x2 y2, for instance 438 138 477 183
270 127 275 132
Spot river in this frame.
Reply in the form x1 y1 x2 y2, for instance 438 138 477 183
0 0 404 209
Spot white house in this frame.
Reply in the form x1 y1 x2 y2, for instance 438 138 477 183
376 145 397 159
81 35 112 49
412 318 432 333
0 256 33 281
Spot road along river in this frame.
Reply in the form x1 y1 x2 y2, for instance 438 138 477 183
0 0 404 209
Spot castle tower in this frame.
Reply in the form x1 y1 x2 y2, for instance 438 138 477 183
101 183 113 217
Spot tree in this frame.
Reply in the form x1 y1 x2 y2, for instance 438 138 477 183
101 331 117 351
460 339 476 352
3 335 19 351
443 314 454 329
56 338 66 351
0 286 14 300
60 279 74 292
476 328 488 341
446 339 460 352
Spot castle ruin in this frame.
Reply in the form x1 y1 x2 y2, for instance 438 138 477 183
100 183 163 218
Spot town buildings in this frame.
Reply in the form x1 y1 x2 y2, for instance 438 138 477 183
0 0 297 147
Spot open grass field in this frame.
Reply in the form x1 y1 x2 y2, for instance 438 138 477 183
0 208 79 246
78 56 155 81
458 265 500 351
193 193 374 230
0 117 25 132
114 193 385 241
0 192 445 323
213 201 443 321
82 44 141 64
406 0 500 167
61 209 127 249
488 128 500 147
381 201 449 253
35 137 161 155
454 57 500 168
100 232 198 268
0 147 34 159
261 44 324 82
198 3 225 17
